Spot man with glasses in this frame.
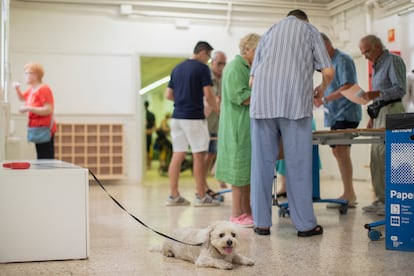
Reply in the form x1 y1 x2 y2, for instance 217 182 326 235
359 35 406 216
205 51 227 194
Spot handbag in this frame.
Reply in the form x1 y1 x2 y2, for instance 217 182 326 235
367 101 383 119
27 116 54 143
27 127 51 143
367 99 401 119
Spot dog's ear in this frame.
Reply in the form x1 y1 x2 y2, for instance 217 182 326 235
205 223 216 239
207 221 219 231
205 221 229 241
202 221 220 248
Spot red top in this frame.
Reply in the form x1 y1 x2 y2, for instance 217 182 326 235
22 84 56 134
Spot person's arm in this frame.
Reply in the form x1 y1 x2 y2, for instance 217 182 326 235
361 90 380 101
226 66 251 106
326 83 353 102
13 82 25 101
165 87 174 101
380 56 406 101
19 102 53 115
204 85 219 114
314 67 335 100
314 82 353 107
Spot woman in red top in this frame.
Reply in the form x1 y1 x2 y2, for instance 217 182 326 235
13 62 56 159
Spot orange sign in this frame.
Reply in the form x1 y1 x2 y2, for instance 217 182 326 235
388 29 395 43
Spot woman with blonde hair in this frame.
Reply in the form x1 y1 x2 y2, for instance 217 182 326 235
216 33 261 227
13 62 56 159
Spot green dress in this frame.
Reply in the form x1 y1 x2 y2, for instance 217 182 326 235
215 55 251 186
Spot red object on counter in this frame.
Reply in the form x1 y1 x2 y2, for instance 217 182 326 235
2 162 31 169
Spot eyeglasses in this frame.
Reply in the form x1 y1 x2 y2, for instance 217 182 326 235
24 71 34 75
217 62 226 66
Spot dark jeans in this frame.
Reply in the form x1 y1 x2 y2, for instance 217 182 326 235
35 135 55 159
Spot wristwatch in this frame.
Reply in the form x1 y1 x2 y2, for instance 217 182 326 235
321 97 327 105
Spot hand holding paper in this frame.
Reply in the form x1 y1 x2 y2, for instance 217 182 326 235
340 84 370 105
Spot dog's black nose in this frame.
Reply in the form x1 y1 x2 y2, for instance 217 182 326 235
227 240 232 246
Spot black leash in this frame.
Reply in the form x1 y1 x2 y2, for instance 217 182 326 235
89 169 203 247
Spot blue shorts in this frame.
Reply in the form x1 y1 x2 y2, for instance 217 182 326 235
330 120 359 148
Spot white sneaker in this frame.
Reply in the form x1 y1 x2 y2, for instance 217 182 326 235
362 200 384 213
194 195 220 207
165 195 190 206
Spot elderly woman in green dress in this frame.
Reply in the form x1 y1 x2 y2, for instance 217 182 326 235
215 33 261 227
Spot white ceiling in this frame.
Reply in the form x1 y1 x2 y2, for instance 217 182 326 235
11 0 414 25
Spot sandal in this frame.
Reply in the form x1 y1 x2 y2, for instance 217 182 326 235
297 225 323 237
206 189 216 197
206 189 224 202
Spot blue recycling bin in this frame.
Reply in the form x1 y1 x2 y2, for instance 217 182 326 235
385 113 414 252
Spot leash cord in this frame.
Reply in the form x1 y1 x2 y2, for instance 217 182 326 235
89 169 203 247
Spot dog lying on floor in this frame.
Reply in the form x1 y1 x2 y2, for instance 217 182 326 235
153 221 254 270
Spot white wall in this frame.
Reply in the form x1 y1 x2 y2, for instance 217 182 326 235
6 5 272 181
5 2 414 182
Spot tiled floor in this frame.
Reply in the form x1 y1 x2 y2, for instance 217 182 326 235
1 162 414 275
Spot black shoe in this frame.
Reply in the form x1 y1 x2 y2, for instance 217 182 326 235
297 225 323 237
254 227 270 235
276 192 287 198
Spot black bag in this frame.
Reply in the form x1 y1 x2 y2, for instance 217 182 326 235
367 99 401 119
367 101 383 119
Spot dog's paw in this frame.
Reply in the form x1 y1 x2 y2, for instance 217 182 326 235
163 250 175 257
217 262 233 270
242 257 255 266
234 255 255 266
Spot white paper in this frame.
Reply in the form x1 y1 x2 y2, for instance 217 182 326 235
340 84 370 105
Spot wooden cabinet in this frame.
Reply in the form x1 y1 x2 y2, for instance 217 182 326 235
54 123 124 179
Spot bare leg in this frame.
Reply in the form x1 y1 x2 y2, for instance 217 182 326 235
277 174 286 194
168 152 186 197
193 151 207 198
204 152 215 192
241 185 252 216
204 152 216 177
332 145 356 201
147 153 151 169
231 185 243 218
232 185 252 218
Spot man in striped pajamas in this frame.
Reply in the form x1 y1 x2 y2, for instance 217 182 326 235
249 9 334 236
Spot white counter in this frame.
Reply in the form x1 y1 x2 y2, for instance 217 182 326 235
0 160 89 263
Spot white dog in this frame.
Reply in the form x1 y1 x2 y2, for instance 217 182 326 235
156 221 254 270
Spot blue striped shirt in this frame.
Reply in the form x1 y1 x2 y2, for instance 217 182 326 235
250 16 332 119
372 50 406 102
324 49 362 126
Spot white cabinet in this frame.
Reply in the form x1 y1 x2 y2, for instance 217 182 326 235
0 160 89 263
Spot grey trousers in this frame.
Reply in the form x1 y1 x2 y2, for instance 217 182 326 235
250 117 317 231
371 102 405 203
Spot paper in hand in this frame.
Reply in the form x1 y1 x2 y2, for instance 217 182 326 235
340 84 370 105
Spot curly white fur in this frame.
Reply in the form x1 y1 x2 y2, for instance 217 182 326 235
159 221 254 270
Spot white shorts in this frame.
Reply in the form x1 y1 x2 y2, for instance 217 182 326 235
170 119 209 153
